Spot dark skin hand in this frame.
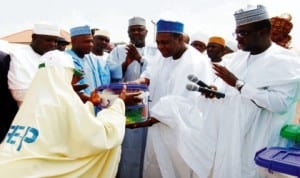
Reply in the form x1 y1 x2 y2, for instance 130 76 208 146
126 117 159 129
202 63 239 99
122 44 142 74
71 74 89 103
72 75 89 92
201 85 218 99
212 63 238 87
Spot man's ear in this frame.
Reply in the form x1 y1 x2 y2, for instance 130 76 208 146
31 34 37 41
178 34 185 43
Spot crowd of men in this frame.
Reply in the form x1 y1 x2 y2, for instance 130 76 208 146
0 4 300 178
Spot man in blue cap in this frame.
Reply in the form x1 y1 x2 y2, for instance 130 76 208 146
133 19 213 178
66 25 110 101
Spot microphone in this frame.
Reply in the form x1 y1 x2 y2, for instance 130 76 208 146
187 74 210 88
186 84 225 99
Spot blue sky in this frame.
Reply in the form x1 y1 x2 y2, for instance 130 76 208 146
1 0 299 48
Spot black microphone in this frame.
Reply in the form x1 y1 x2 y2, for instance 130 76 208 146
186 84 225 99
187 74 210 88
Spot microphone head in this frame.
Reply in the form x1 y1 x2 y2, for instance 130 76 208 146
186 83 199 91
187 74 198 83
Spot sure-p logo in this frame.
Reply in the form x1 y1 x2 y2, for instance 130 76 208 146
5 125 39 151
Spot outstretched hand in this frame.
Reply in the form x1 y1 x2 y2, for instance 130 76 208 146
126 117 159 129
90 90 101 106
118 85 143 105
72 75 89 92
71 75 90 103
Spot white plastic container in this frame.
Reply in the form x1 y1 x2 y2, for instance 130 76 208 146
258 167 296 178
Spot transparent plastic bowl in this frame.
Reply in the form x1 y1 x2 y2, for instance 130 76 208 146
97 83 149 124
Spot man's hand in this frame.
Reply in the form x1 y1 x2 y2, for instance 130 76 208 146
77 92 90 103
72 75 89 92
71 75 89 102
89 90 101 106
126 44 142 62
122 44 142 73
201 85 219 98
118 85 143 105
126 117 159 129
73 84 89 92
212 63 238 87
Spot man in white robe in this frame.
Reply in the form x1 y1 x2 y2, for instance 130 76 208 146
145 5 300 178
0 50 138 178
133 19 213 178
107 17 159 178
7 23 60 106
171 5 300 178
91 29 110 68
203 5 300 178
107 16 158 82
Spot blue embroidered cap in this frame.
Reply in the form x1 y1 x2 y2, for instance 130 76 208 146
70 25 91 37
156 19 184 34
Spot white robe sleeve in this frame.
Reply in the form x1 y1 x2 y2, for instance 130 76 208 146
241 82 299 113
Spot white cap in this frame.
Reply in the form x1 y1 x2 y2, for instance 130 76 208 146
129 17 146 26
190 31 209 44
33 23 60 37
94 29 110 38
234 4 269 26
40 50 74 69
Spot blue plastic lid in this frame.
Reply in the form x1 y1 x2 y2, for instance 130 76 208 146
97 83 148 91
126 104 144 109
254 147 300 176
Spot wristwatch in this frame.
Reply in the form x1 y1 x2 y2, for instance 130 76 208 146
235 79 245 91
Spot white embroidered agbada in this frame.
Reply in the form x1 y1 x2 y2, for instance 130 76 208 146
0 50 126 178
7 45 44 105
142 46 213 178
148 43 300 178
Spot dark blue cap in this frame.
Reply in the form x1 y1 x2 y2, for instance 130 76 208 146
156 19 184 34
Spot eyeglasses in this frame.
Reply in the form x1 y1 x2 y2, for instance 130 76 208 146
232 30 256 38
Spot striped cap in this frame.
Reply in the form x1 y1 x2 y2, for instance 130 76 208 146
234 4 269 26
